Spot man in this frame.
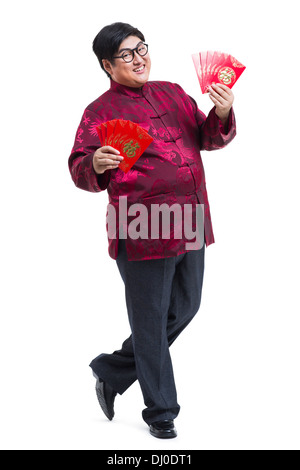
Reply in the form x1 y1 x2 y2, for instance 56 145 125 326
68 22 236 439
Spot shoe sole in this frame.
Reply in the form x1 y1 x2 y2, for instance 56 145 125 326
95 380 114 421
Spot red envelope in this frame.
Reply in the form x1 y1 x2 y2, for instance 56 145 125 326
101 122 108 145
110 120 128 149
207 50 220 90
213 54 245 89
192 50 246 93
199 51 207 93
106 119 118 146
118 122 153 173
192 53 203 93
96 125 103 145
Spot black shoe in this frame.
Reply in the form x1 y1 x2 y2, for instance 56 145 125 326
95 379 117 421
149 420 177 439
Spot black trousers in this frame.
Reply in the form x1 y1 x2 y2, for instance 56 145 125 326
90 239 205 425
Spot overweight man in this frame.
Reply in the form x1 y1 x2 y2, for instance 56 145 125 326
68 22 236 439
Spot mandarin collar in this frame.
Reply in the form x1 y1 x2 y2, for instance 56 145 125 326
109 79 149 98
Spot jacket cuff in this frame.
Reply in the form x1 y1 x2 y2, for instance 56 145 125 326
217 107 234 135
95 167 111 190
205 106 234 138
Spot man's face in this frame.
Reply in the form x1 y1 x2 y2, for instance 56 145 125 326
103 35 151 88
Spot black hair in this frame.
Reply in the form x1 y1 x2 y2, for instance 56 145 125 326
93 22 145 78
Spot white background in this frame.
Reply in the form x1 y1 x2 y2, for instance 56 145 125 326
1 0 299 451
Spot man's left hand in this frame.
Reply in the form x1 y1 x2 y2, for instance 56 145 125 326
208 83 234 125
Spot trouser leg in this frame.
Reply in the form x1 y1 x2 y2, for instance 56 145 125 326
117 240 181 424
167 241 205 346
89 240 205 423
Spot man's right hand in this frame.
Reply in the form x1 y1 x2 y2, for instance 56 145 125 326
93 146 124 174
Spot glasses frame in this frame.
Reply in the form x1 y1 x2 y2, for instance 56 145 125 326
113 43 149 63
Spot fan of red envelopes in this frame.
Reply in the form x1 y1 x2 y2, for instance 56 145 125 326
192 51 246 94
96 119 153 173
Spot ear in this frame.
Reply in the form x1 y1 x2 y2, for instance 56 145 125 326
102 59 113 76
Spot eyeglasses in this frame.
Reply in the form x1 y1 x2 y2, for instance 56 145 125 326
113 43 149 63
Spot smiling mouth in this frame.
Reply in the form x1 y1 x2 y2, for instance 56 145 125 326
133 65 145 73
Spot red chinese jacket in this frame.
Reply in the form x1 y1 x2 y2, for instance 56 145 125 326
68 79 236 260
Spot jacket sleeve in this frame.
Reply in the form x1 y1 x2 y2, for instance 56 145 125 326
198 105 237 151
187 93 237 151
68 108 111 192
175 83 237 151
